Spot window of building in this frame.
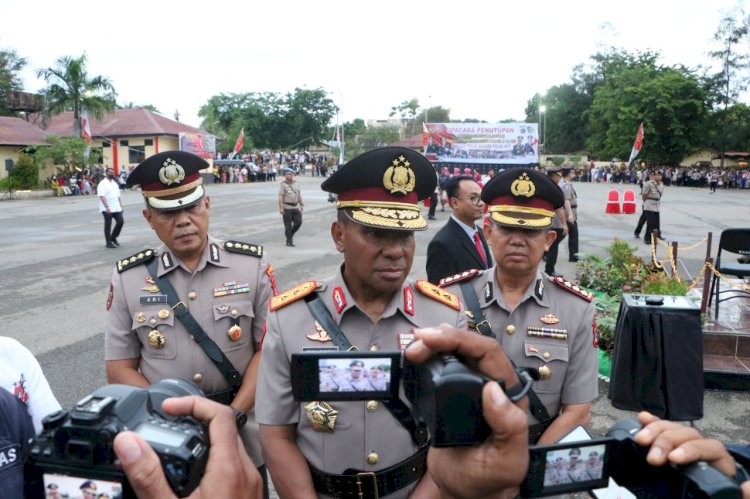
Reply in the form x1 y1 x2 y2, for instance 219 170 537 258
120 140 129 147
129 145 145 164
144 139 153 146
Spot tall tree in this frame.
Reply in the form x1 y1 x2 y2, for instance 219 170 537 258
586 51 709 165
36 54 117 137
525 84 591 153
707 9 749 167
0 46 27 116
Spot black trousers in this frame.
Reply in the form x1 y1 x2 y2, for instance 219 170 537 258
102 211 124 244
283 208 302 242
544 228 566 274
634 211 646 236
428 192 438 218
567 220 579 260
644 210 660 243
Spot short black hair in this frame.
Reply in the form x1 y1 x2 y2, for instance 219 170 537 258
445 175 476 199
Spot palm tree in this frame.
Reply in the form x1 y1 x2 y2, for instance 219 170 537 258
36 54 117 137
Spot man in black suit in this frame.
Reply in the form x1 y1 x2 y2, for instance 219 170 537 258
426 175 491 283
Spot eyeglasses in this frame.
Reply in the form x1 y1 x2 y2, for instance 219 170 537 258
453 195 483 205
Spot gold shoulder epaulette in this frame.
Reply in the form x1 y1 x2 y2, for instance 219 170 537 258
438 269 481 288
415 280 461 310
225 240 263 258
270 281 319 311
550 275 593 302
116 249 155 273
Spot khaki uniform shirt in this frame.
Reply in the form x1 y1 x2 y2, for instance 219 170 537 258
443 268 597 425
642 181 662 212
561 180 577 217
257 268 466 498
104 235 272 466
279 179 301 208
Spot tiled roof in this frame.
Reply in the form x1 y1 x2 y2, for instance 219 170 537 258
42 108 208 138
0 116 50 146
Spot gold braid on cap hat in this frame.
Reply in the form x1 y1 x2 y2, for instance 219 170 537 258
337 200 425 229
489 205 554 218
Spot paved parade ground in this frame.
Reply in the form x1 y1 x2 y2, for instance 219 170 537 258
1 175 748 447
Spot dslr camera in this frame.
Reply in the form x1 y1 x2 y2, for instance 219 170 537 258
25 378 209 498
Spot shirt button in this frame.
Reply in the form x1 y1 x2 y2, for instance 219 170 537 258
506 325 516 335
367 452 379 465
149 318 157 326
369 344 379 352
188 291 197 300
193 373 203 383
366 401 379 412
231 309 239 318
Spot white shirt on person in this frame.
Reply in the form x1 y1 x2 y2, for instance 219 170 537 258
0 337 62 434
97 178 122 213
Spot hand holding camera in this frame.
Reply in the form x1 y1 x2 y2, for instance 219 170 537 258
114 396 262 499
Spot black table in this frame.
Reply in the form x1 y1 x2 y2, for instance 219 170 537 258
608 294 703 420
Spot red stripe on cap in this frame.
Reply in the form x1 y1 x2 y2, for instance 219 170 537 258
141 171 201 193
337 186 418 204
489 194 554 211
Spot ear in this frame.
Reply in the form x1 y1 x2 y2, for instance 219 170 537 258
544 230 557 251
142 208 152 228
482 219 493 241
203 196 211 211
331 221 345 253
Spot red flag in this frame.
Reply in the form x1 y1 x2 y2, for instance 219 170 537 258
422 122 429 149
628 122 644 164
231 128 244 159
81 110 92 145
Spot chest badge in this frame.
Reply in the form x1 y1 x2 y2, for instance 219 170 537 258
215 304 231 314
141 284 160 293
227 325 242 342
398 333 415 351
538 365 552 380
540 314 559 324
306 321 332 342
304 401 338 432
148 329 166 349
136 312 146 323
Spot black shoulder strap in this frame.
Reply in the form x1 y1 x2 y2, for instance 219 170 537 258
457 280 552 425
145 258 242 388
304 293 429 448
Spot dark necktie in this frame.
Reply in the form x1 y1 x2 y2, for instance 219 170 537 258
473 231 487 267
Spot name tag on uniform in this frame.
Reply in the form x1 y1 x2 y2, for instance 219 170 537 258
140 294 168 305
302 346 340 352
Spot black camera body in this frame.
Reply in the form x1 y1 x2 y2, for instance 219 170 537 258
25 379 209 498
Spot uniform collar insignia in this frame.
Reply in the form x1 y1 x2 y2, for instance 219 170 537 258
332 287 346 314
210 243 220 263
484 281 493 303
535 279 544 300
403 286 415 316
161 252 173 270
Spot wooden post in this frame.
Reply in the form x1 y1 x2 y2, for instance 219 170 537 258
701 230 714 315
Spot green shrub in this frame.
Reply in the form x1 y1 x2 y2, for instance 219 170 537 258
10 154 38 189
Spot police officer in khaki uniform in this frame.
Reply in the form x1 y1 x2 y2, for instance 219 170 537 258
103 151 273 496
278 168 304 246
440 168 598 445
256 147 469 498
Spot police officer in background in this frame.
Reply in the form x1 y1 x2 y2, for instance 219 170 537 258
278 167 304 247
440 168 598 445
257 147 519 498
560 167 579 262
543 167 568 277
103 151 273 497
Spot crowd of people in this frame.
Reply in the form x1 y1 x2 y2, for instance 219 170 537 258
213 150 333 183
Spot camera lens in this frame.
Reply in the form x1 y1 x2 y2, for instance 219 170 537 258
147 378 205 420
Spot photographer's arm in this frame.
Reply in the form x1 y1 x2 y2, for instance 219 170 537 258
634 410 749 498
259 423 317 498
106 359 150 387
407 326 530 499
114 396 262 499
536 402 591 445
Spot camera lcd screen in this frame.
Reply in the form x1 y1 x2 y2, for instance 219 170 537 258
523 441 611 497
43 472 122 498
292 351 401 401
136 422 189 447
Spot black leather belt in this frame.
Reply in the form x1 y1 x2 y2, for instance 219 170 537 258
206 386 238 405
309 447 427 498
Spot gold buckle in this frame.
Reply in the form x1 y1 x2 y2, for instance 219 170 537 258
171 301 186 311
356 472 378 499
474 319 491 332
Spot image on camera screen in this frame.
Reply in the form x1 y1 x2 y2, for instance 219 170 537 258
318 357 392 393
43 473 122 498
542 443 606 487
